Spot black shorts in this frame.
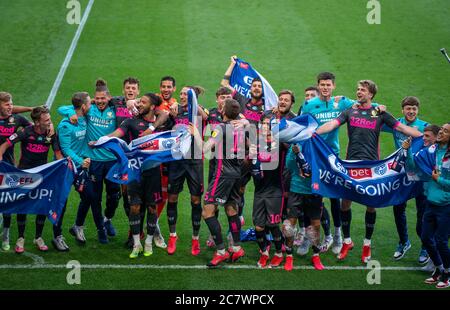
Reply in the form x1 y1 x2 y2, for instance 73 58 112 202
204 176 241 207
287 192 322 221
127 167 162 207
208 160 216 185
168 159 203 196
239 161 252 189
252 196 284 227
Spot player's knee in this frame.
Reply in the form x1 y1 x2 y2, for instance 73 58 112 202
341 200 352 211
168 194 179 203
146 204 157 213
202 205 216 219
224 203 238 216
255 225 265 232
130 205 140 215
191 196 201 205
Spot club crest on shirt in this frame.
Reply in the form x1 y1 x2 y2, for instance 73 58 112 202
8 117 14 124
371 110 379 118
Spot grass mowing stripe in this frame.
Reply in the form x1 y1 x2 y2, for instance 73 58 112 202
0 264 423 271
45 0 94 109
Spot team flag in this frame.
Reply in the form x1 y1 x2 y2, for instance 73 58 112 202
272 114 421 207
230 58 278 110
94 129 191 184
0 159 75 224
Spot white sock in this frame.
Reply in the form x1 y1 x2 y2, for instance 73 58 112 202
334 227 341 236
170 232 177 237
344 238 352 244
262 250 269 256
232 245 242 252
3 228 10 239
275 252 283 258
145 235 153 244
104 217 110 223
363 238 371 246
132 234 140 246
217 249 226 255
192 235 199 240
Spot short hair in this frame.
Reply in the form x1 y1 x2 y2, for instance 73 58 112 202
123 77 140 88
304 86 319 93
278 89 295 104
143 93 162 106
185 85 205 97
401 96 420 108
95 79 110 95
424 124 441 136
317 72 335 83
223 99 241 120
251 77 262 86
216 87 232 97
71 92 90 109
30 106 49 122
358 80 378 99
0 92 12 104
160 76 176 87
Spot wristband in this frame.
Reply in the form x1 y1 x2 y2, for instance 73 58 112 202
149 125 155 132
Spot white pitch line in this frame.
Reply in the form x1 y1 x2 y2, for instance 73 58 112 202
22 252 45 265
0 264 424 271
45 0 95 109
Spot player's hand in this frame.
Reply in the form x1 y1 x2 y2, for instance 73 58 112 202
69 114 79 125
126 99 139 116
334 96 343 103
139 127 153 137
402 137 412 149
378 105 387 113
432 169 440 181
292 144 300 154
271 107 279 114
231 55 237 64
82 158 91 169
230 119 248 129
300 170 311 179
169 103 178 117
352 103 361 109
88 141 97 148
188 122 200 137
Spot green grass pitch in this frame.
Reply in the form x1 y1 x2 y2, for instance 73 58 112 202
0 0 449 290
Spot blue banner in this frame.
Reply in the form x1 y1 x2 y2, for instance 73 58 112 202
412 143 437 178
0 159 75 224
230 58 278 110
302 135 421 207
187 88 198 128
272 114 421 207
94 129 192 184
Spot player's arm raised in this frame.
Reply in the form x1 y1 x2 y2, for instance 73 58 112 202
220 55 237 91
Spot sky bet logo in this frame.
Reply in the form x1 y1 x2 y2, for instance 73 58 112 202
0 173 43 189
243 75 254 86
